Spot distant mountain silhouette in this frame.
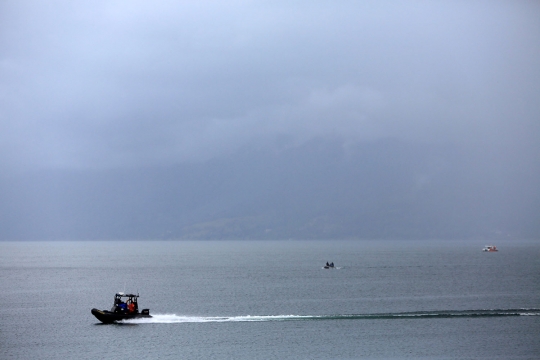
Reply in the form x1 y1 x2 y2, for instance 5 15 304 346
0 137 538 240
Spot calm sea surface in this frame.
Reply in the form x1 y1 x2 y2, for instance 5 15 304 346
1 239 539 359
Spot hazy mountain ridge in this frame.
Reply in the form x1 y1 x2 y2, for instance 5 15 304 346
1 138 538 240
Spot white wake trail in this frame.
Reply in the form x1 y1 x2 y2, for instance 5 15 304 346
119 309 540 324
122 314 309 324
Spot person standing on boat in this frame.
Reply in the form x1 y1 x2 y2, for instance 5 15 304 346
118 301 127 313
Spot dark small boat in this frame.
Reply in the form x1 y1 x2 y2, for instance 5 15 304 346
91 292 151 324
324 262 335 269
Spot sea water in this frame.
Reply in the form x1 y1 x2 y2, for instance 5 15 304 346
1 239 539 359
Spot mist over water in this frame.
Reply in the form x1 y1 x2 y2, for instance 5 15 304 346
2 138 538 240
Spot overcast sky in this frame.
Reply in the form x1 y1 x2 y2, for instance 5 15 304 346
1 0 539 173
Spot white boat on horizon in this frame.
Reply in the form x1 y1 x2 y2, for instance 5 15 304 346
482 245 498 252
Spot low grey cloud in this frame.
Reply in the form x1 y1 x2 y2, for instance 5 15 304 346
1 0 539 171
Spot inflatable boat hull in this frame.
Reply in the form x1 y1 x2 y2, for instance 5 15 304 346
91 308 151 324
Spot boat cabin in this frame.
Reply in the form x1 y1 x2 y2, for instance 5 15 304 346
111 292 140 313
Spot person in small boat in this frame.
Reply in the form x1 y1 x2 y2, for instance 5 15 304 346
116 301 127 313
326 262 329 267
127 300 135 313
330 262 334 267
